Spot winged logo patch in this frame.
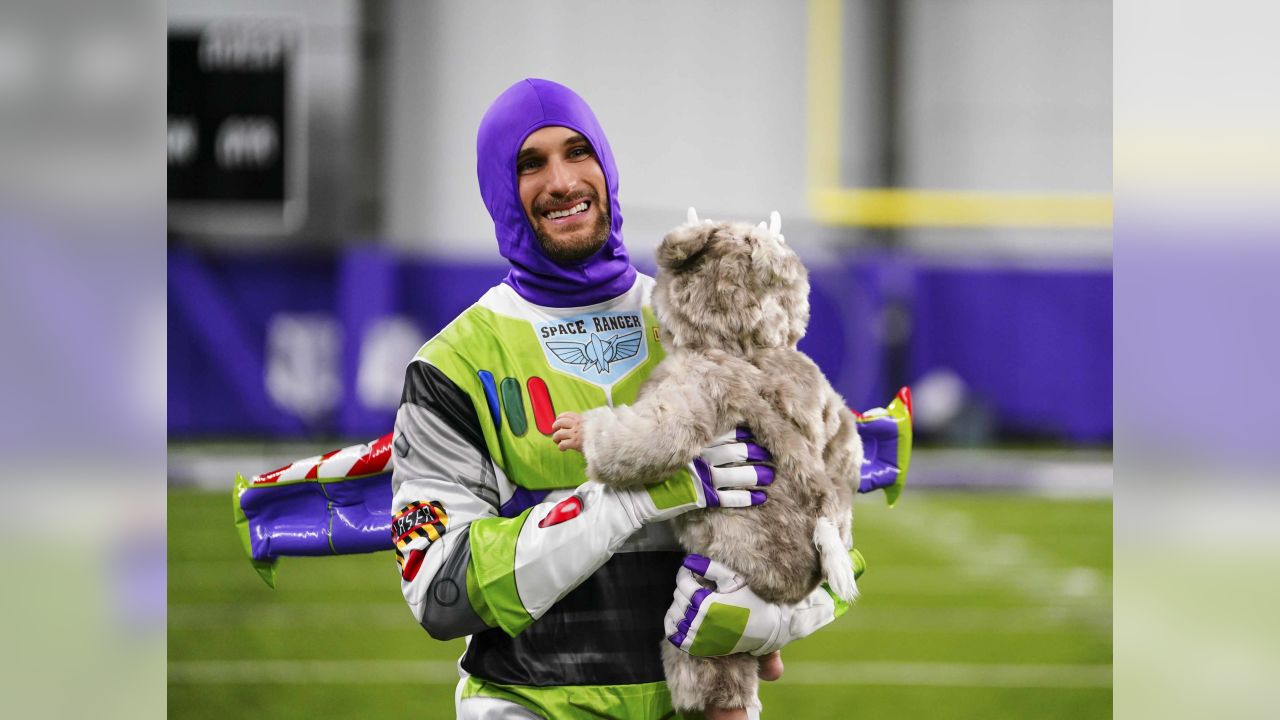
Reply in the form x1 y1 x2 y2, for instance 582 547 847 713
547 331 642 374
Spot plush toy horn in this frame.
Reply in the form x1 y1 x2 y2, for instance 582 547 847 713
687 207 699 225
770 210 782 236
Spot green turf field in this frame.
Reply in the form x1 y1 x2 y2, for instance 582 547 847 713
169 489 1111 718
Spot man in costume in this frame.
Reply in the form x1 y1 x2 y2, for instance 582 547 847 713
390 78 876 719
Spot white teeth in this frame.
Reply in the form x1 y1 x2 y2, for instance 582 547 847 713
546 202 588 219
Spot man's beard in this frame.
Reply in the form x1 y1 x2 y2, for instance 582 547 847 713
533 196 611 265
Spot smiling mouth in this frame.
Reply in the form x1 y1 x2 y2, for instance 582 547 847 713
543 201 590 221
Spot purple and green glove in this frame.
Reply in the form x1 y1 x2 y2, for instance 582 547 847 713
665 551 867 657
626 427 774 525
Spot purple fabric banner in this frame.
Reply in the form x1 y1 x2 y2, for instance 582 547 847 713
908 262 1112 442
169 246 1111 443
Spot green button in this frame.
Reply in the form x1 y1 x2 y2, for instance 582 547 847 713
500 377 528 436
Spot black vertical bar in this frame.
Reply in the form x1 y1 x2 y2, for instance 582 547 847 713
353 0 387 237
874 0 913 399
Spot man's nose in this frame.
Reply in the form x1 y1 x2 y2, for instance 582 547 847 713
545 158 577 195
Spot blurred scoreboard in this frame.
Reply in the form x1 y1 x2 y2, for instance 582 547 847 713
168 22 304 235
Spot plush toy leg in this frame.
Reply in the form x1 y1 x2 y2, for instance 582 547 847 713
663 642 760 714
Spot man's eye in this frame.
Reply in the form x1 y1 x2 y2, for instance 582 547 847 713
568 146 592 159
517 158 542 174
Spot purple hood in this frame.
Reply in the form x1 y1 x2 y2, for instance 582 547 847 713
476 79 636 307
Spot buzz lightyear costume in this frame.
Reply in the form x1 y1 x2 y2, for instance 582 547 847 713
390 78 780 717
233 79 911 720
388 79 838 718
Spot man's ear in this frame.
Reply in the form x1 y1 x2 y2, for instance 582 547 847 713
657 223 713 272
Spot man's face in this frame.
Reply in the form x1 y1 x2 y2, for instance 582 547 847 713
517 125 611 265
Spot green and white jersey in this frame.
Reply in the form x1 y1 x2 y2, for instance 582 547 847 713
390 275 688 702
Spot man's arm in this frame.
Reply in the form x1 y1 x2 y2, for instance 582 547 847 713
392 360 500 639
394 359 767 639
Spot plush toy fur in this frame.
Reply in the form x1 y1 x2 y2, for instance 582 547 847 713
580 213 862 713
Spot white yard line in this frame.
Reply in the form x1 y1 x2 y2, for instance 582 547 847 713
786 661 1112 688
168 659 460 685
168 659 1112 689
167 602 412 629
868 496 1113 611
828 606 1112 634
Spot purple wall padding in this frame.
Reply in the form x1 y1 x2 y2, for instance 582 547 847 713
802 257 888 411
908 262 1112 442
169 248 332 437
337 246 399 437
169 246 1111 443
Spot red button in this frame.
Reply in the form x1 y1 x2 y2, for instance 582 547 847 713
538 495 583 528
527 376 556 435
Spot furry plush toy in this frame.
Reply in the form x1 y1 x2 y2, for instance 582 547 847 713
554 209 862 716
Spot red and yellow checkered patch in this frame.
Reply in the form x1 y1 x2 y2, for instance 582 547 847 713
392 501 447 579
391 500 448 550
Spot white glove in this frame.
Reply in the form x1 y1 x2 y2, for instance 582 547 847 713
664 551 865 657
610 427 774 527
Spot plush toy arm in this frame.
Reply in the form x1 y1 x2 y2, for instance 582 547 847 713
580 370 720 488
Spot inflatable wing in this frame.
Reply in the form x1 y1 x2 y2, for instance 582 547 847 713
853 386 913 506
233 435 396 588
234 388 913 587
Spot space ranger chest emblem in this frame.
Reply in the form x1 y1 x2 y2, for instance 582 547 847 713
548 331 641 373
536 311 649 384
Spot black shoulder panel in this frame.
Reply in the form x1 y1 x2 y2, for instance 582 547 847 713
401 362 487 457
